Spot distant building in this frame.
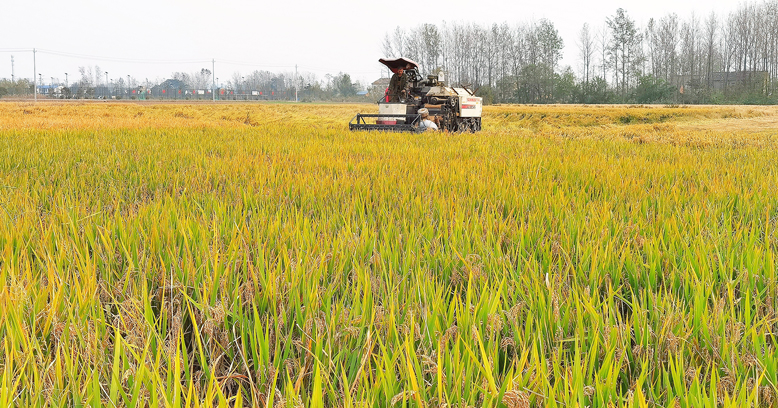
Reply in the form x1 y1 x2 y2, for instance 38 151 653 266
674 71 770 92
151 79 187 98
710 71 769 91
372 77 390 88
36 85 56 95
369 77 391 98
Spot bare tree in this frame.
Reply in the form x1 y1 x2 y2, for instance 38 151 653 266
373 2 778 104
704 12 719 88
392 27 406 59
421 24 442 73
679 13 700 81
381 33 394 58
607 8 643 97
578 23 595 84
78 66 93 88
658 13 679 84
597 24 609 82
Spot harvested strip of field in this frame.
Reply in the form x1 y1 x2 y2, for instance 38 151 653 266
0 102 357 130
485 104 769 129
678 106 778 133
3 102 774 132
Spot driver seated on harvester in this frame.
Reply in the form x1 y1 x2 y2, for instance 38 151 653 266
387 67 409 102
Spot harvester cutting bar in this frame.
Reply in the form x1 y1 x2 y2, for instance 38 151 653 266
349 114 422 132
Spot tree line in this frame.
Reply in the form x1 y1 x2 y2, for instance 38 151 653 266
384 0 778 104
3 1 776 104
0 65 370 101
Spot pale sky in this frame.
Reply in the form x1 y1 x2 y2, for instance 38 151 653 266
2 0 741 87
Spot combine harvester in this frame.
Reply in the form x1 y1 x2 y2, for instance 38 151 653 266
350 58 482 133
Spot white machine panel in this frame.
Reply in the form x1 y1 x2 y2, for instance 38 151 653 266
378 103 407 115
378 103 407 124
458 95 482 118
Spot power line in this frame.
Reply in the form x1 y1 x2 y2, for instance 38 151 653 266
36 48 211 64
218 59 298 69
4 47 382 100
1 48 382 76
217 59 380 75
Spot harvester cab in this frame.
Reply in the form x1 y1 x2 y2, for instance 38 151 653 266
349 57 483 133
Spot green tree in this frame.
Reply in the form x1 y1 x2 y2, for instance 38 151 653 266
536 19 564 70
607 8 643 100
634 75 673 103
553 68 578 103
335 73 355 97
475 85 495 105
580 76 613 104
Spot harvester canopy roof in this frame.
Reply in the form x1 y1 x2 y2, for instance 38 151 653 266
379 57 419 73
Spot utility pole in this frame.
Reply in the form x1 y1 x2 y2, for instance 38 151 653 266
33 48 37 102
295 64 298 102
10 55 14 82
65 73 68 88
212 58 215 102
105 72 109 98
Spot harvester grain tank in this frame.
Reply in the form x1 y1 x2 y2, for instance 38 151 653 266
349 57 483 132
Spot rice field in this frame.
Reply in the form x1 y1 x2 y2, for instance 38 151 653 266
1 101 777 407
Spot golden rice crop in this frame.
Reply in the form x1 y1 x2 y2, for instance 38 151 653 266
0 101 777 407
